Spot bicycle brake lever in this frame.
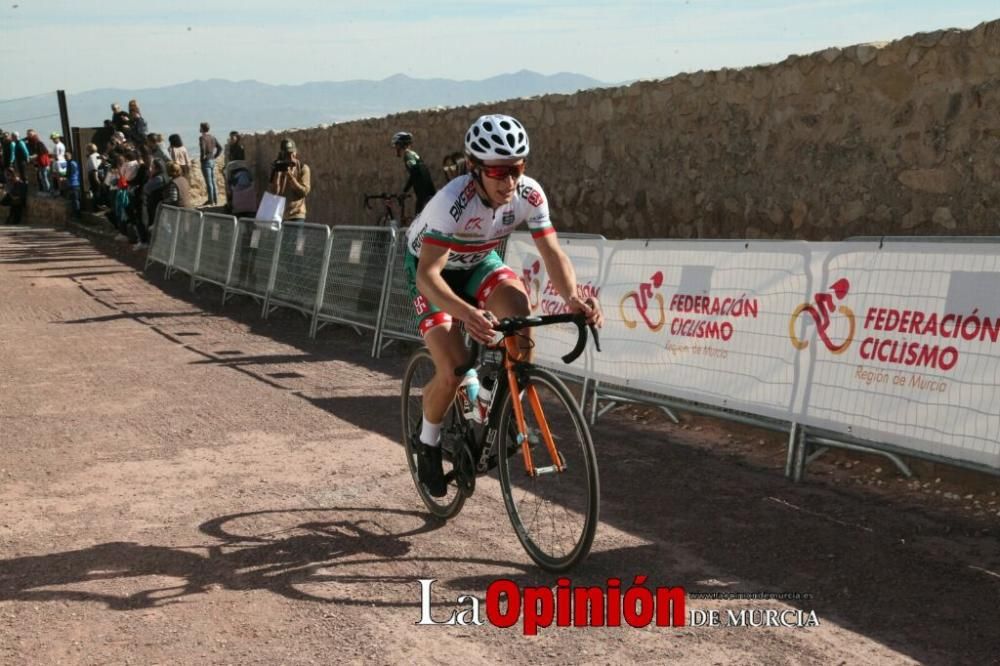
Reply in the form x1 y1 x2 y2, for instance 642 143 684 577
589 324 602 352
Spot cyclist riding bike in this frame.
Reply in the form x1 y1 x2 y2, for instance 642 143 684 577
405 113 603 497
391 131 437 214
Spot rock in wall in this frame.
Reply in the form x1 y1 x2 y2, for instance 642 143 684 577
242 20 1000 240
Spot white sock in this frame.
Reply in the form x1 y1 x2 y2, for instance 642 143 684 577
420 416 442 447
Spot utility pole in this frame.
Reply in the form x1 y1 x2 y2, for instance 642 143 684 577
56 90 73 156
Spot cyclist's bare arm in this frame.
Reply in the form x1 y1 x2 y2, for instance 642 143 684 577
533 232 603 328
415 242 497 343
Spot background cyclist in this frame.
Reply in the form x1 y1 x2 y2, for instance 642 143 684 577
391 131 437 215
405 113 602 497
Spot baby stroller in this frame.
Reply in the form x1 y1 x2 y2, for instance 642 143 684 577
224 160 257 218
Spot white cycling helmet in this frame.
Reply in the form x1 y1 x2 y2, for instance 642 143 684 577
464 114 529 160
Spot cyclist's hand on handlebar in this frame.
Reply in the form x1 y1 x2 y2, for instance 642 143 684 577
463 308 499 345
567 295 603 328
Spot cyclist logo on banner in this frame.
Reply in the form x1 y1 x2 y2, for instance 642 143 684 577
520 259 543 311
789 278 856 354
619 271 666 332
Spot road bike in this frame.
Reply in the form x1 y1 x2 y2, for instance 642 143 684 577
401 313 601 571
363 192 410 227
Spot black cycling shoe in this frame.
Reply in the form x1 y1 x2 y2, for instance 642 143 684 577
414 436 447 498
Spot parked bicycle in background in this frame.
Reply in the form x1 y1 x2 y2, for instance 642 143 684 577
364 192 411 228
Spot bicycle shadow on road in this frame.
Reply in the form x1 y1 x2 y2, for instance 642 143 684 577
0 506 507 611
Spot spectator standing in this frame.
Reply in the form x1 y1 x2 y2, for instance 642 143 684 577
167 134 191 178
163 162 192 209
64 150 81 219
148 134 169 164
110 103 130 134
107 150 139 240
127 100 148 145
391 131 436 214
127 146 150 240
51 132 67 191
1 168 28 224
34 141 53 195
227 131 245 163
268 138 310 222
132 157 165 251
83 143 102 210
9 132 30 182
198 122 222 206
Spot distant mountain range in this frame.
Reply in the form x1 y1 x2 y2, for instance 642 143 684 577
1 71 608 148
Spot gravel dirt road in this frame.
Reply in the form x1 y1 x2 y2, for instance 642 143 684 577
1 223 997 665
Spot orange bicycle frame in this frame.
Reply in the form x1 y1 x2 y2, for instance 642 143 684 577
501 335 566 477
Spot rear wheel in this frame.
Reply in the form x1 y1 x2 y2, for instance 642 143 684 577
401 348 465 518
497 366 599 571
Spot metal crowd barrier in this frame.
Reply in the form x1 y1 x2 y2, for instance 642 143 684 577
145 205 182 275
192 212 239 299
312 225 396 339
372 228 422 356
133 219 1000 483
224 218 281 305
264 221 332 320
169 209 205 281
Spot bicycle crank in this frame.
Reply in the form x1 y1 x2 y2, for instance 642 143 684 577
453 445 476 496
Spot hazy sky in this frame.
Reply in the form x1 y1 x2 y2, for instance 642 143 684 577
1 0 997 98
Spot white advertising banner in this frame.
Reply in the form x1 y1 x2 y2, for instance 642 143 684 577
505 232 605 377
503 234 1000 470
788 241 1000 469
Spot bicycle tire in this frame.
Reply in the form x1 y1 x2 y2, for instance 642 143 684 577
497 366 599 571
401 348 465 518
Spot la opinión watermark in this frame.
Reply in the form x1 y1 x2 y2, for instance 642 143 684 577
415 578 819 635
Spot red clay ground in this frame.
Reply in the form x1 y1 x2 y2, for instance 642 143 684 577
1 220 998 665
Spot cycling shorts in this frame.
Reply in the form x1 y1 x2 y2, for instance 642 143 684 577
404 250 518 336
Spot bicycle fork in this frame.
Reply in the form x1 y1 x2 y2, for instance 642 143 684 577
503 338 566 477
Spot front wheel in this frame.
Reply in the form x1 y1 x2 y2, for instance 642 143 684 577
401 348 465 518
497 367 599 571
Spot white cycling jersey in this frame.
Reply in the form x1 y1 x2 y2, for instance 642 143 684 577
405 173 554 270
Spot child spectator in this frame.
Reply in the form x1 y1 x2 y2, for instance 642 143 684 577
64 151 81 219
168 134 191 178
163 161 192 209
227 131 245 163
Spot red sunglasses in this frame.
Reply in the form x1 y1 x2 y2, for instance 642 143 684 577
479 162 526 181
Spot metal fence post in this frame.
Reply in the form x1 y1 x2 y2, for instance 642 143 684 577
371 227 399 358
262 222 284 318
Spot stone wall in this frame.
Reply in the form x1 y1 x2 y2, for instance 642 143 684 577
242 20 1000 240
